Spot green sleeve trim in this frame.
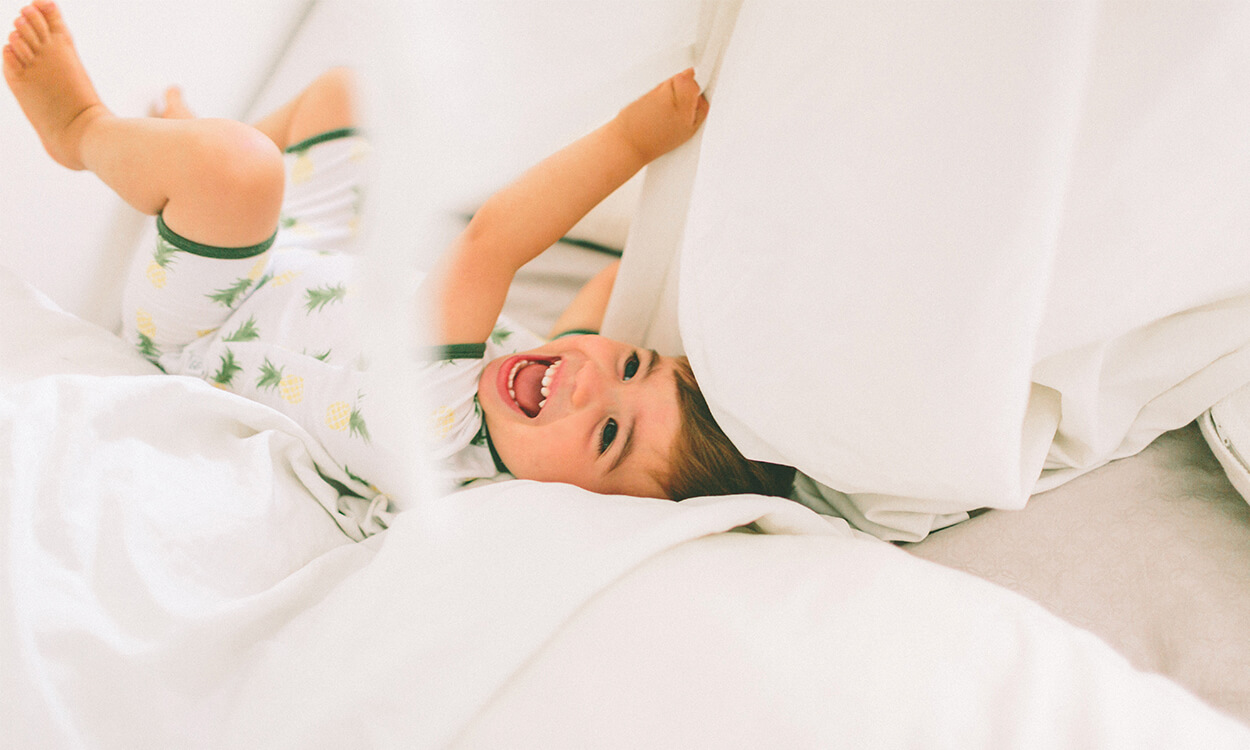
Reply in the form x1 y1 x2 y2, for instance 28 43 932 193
157 214 275 259
557 236 623 257
285 127 360 154
552 328 598 339
423 343 486 360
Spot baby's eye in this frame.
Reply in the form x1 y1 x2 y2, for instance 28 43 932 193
623 353 640 381
599 418 618 454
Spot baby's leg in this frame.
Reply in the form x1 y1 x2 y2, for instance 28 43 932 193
3 0 283 248
252 67 357 151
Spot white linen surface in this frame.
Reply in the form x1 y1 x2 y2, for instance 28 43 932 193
458 531 1250 749
0 265 831 746
623 1 1250 539
909 423 1250 724
6 264 1249 747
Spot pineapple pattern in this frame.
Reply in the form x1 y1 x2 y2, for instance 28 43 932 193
135 308 157 339
304 283 347 314
290 152 315 184
247 255 268 281
433 406 455 440
146 239 178 289
490 326 512 345
326 401 350 430
256 358 284 392
279 214 315 236
326 392 370 442
122 131 392 495
211 349 242 389
271 269 302 287
133 308 161 364
223 316 261 342
279 374 305 404
208 277 254 309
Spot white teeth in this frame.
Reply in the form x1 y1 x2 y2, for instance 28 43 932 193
538 361 560 402
507 360 526 391
507 358 561 412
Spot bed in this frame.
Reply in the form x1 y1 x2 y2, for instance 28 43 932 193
5 1 1250 747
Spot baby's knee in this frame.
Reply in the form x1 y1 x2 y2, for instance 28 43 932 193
196 120 285 209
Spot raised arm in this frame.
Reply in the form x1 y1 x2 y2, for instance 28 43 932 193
549 260 619 338
429 69 709 345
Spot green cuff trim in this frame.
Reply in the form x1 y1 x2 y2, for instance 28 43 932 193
553 328 598 339
157 214 275 259
285 127 360 154
424 343 487 361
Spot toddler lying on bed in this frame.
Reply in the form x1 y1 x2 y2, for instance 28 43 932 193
4 0 794 504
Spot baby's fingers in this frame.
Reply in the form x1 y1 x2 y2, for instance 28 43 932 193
669 68 709 128
671 68 700 104
692 91 710 129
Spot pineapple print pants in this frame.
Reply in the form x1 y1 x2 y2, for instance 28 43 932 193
120 129 400 495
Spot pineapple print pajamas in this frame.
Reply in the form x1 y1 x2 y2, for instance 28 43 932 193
121 128 546 498
423 324 545 488
121 129 399 494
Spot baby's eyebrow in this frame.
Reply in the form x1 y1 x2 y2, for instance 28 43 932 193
608 350 661 474
643 349 660 380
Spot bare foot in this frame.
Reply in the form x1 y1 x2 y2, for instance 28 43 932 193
2 0 110 170
150 85 194 119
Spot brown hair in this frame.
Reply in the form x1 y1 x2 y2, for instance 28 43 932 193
662 357 796 501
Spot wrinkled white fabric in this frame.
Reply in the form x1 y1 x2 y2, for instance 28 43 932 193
609 0 1250 539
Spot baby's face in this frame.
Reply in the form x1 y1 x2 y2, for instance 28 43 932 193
478 334 681 498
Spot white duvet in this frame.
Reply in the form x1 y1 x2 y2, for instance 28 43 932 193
608 0 1250 540
8 0 1250 744
4 267 1250 746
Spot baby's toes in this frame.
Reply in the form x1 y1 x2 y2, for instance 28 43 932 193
2 43 20 75
8 31 33 64
21 4 50 42
14 14 40 49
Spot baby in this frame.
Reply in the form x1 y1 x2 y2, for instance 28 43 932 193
4 0 794 502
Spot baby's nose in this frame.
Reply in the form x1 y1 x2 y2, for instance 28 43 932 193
570 360 608 409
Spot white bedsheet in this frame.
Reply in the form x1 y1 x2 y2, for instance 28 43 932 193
5 264 1250 746
608 0 1250 540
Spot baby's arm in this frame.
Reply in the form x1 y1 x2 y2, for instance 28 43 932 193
429 69 708 345
549 260 619 338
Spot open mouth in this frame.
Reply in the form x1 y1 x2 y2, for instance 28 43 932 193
506 357 563 418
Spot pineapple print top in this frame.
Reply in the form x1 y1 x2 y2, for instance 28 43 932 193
119 129 543 508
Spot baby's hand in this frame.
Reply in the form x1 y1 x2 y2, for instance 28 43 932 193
615 68 709 163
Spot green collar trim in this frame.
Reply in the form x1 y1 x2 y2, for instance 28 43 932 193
476 398 510 475
552 328 598 339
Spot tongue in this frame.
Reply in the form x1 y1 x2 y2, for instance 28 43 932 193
513 362 547 417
